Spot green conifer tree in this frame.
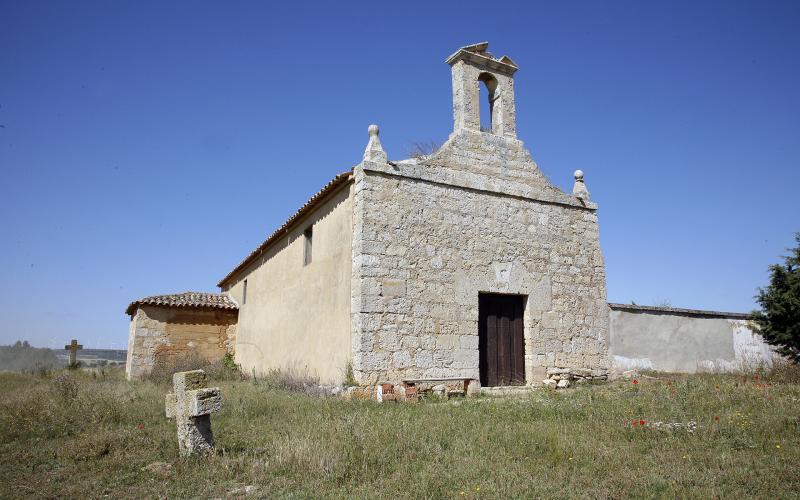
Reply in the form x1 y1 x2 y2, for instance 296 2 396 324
752 233 800 363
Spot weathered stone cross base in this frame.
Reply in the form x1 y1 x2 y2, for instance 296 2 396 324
165 369 221 456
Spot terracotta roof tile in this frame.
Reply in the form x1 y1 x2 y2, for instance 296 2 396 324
217 170 353 288
126 291 239 315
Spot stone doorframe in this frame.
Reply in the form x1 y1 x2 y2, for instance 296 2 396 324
455 261 552 387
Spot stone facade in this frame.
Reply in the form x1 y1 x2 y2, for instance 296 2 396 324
126 304 238 380
349 43 609 386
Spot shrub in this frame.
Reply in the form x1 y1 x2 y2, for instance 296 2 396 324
259 367 327 396
223 352 237 370
145 351 243 385
51 372 79 401
343 361 357 387
144 351 209 384
407 140 441 159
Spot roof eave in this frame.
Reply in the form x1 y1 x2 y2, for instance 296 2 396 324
445 49 518 76
216 171 354 289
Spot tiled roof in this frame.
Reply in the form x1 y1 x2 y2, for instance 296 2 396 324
217 170 354 288
126 291 239 315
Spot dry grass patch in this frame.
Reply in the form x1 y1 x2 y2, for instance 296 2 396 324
0 367 798 498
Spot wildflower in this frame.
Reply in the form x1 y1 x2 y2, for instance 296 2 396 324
776 445 781 449
137 423 144 430
639 419 646 426
714 416 720 421
476 486 481 491
715 385 720 390
632 379 639 385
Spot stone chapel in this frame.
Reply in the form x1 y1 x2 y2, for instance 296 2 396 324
127 43 770 386
127 42 608 386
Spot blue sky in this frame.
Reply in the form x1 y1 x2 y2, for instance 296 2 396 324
1 1 798 349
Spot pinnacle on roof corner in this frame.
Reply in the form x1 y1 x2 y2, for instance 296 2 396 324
573 170 590 201
363 124 388 163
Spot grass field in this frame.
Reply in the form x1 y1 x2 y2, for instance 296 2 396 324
1 366 798 499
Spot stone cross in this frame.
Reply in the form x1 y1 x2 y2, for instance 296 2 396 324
165 370 222 456
64 339 83 366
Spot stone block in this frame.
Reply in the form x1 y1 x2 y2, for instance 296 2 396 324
188 387 222 416
459 335 479 349
527 365 545 382
381 280 407 297
173 370 207 393
392 351 413 369
415 350 433 368
435 335 460 350
452 349 478 369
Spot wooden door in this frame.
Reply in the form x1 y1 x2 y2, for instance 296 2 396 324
479 293 525 386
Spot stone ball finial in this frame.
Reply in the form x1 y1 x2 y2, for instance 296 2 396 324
572 169 589 201
363 124 387 163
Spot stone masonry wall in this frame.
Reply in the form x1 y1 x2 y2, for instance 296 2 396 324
350 129 609 386
126 305 238 380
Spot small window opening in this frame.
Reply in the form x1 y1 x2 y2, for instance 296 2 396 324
478 73 498 133
303 226 313 266
242 279 247 304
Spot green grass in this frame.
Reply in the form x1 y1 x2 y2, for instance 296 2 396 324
1 368 798 499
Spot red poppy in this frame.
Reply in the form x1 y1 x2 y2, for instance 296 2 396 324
632 379 639 385
639 420 646 426
137 423 144 430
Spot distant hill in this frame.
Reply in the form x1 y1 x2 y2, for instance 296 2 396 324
0 342 128 371
54 348 128 362
0 341 61 371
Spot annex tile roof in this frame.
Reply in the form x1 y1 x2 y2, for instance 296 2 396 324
126 291 239 315
216 170 354 288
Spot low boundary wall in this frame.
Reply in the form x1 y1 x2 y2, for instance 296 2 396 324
608 303 776 373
